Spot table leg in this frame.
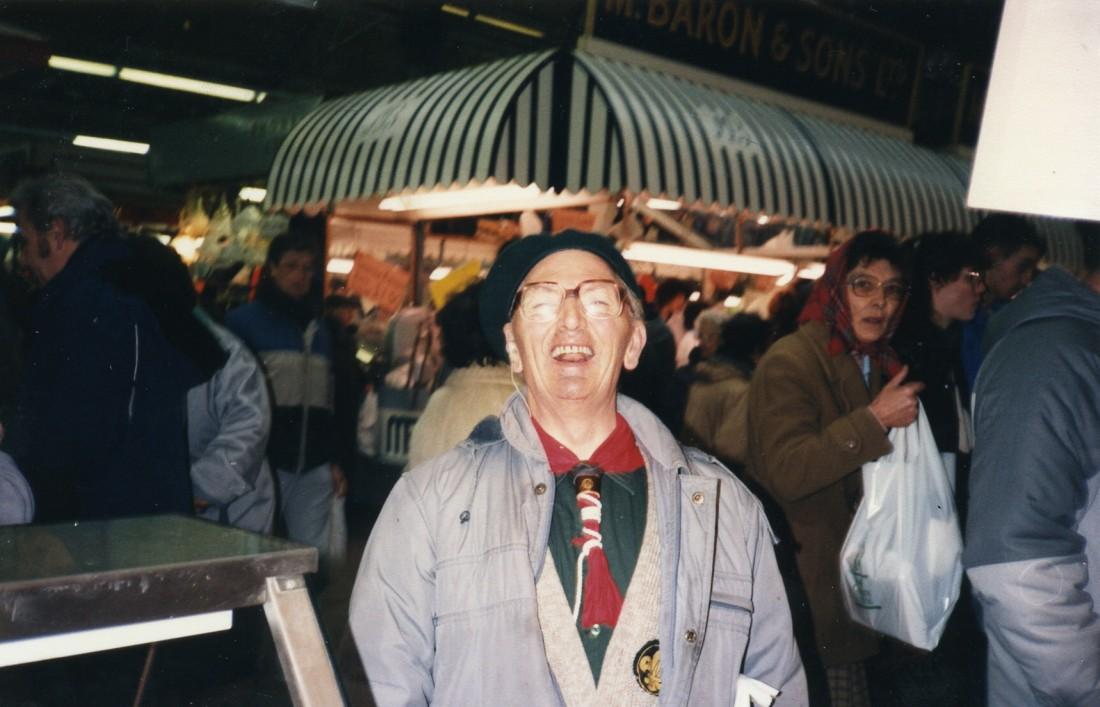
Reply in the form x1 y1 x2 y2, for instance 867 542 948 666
263 575 344 707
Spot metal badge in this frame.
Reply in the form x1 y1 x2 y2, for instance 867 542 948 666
632 639 661 696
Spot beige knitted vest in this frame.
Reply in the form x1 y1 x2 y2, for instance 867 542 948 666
536 471 662 706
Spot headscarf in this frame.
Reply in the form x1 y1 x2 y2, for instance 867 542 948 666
798 235 907 377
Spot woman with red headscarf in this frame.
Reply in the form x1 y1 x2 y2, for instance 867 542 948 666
746 230 923 706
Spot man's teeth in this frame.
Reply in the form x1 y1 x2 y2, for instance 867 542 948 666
552 344 593 358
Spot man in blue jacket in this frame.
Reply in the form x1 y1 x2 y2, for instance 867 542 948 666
350 231 806 705
226 230 347 554
965 221 1100 706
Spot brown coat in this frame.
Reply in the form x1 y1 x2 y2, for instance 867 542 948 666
682 357 751 468
746 320 892 667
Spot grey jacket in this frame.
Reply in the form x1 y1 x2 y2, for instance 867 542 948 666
965 267 1100 706
350 393 807 706
187 319 275 535
0 451 33 525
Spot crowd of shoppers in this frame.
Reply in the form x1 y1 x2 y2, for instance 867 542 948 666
2 172 1097 707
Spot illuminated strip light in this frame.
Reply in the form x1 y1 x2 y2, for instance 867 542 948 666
379 184 541 212
622 241 797 279
239 187 268 203
0 611 231 667
119 67 256 102
474 14 544 38
48 55 117 77
646 197 683 210
0 206 14 219
798 263 826 280
0 223 16 235
327 258 354 275
73 135 150 155
441 4 470 17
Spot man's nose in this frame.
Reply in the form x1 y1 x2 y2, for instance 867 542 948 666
558 293 585 329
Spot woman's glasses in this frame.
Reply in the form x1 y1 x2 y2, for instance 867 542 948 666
846 275 908 302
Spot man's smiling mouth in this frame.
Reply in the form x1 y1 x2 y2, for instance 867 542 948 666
551 344 594 361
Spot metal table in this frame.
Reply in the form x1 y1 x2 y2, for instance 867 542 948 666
0 514 343 706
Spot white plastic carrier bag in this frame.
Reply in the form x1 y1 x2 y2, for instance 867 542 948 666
839 403 963 650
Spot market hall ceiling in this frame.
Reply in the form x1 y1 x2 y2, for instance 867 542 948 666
0 0 1003 205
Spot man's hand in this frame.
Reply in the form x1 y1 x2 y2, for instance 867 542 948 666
331 463 348 498
869 365 924 430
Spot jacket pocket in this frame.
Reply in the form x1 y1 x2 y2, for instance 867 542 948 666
433 543 534 626
692 571 754 696
707 571 753 633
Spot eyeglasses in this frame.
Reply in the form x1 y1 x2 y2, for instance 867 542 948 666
514 279 625 322
963 270 984 288
846 275 908 301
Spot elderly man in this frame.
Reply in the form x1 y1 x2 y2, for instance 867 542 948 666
350 230 806 705
9 175 216 521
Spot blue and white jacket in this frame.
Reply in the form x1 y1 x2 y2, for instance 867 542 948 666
965 267 1100 706
225 286 334 472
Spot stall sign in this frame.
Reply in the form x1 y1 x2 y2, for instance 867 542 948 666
429 259 482 309
346 253 410 314
589 0 922 126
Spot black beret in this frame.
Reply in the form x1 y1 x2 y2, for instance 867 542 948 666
478 230 642 359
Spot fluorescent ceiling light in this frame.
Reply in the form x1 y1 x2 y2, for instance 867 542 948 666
0 206 13 219
429 266 453 281
379 184 542 212
474 14 543 38
326 258 354 275
119 67 256 102
798 263 826 280
238 187 267 203
622 242 797 279
441 4 470 17
0 222 16 235
72 135 150 155
646 198 682 211
48 55 117 77
775 271 795 287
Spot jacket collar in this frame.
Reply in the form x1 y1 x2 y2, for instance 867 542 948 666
800 320 882 404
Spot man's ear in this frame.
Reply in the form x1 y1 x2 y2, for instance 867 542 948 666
45 218 68 247
622 319 647 371
503 323 523 373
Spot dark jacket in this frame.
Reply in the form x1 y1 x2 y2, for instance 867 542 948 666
12 238 197 522
892 319 969 454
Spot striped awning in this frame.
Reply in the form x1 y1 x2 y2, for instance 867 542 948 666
267 49 977 236
266 50 558 212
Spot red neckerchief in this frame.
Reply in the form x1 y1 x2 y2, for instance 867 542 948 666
798 233 907 377
532 413 645 475
532 412 643 629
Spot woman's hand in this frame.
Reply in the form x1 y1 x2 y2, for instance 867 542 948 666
869 365 924 430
